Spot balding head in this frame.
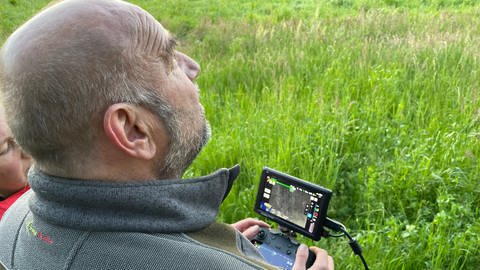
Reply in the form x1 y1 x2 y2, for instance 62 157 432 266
0 0 208 178
4 0 175 70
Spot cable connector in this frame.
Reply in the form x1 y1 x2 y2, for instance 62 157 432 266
323 217 369 270
323 217 346 232
348 238 363 255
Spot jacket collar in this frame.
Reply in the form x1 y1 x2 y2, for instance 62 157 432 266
28 165 240 232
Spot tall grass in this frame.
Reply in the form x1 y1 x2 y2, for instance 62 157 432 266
2 0 480 269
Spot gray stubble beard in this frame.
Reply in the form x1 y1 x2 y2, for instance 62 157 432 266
156 105 211 179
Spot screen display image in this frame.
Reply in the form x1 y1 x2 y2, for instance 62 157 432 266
254 167 332 240
260 175 324 234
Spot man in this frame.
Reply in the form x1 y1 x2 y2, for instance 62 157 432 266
0 0 334 269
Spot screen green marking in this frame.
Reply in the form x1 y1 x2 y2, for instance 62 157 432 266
272 177 295 191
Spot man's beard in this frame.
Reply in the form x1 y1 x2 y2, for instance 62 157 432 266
164 113 210 178
154 104 211 179
143 83 211 179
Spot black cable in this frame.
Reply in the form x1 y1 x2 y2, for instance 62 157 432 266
339 228 369 270
323 218 369 270
326 232 345 238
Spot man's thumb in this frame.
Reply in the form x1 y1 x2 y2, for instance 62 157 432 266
292 244 308 270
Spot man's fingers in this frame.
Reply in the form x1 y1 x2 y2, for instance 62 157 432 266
328 255 334 270
231 218 270 232
251 219 270 228
241 225 260 240
308 246 332 270
293 245 334 270
292 244 308 270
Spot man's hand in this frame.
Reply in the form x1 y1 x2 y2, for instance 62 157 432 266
231 218 270 240
292 244 334 270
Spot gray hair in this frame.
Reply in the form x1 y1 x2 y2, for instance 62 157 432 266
0 0 188 176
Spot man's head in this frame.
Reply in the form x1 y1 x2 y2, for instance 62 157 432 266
0 0 210 179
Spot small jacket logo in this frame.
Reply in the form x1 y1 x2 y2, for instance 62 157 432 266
26 220 53 245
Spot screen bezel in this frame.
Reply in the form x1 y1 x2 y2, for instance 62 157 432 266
254 167 332 241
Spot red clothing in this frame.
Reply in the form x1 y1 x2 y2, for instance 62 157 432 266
0 186 30 219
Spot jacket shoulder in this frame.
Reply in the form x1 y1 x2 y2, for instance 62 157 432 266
0 190 32 268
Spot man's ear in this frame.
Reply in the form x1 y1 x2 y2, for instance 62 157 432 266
103 103 157 160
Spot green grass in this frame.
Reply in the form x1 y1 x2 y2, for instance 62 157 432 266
2 0 480 269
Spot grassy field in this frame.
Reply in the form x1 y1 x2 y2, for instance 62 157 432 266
2 0 480 269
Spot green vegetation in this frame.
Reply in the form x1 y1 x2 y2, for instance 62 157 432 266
2 0 479 269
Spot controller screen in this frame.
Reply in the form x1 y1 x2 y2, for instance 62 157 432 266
257 244 294 270
259 174 323 233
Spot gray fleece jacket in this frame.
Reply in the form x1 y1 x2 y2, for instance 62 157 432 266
0 166 277 270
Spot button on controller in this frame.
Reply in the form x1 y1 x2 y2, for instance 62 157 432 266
252 227 316 269
257 229 266 240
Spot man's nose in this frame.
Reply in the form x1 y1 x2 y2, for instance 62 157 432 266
175 51 201 81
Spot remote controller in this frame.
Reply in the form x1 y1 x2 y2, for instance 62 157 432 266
252 227 316 269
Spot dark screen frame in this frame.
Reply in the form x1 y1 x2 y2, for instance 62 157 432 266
254 167 332 241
